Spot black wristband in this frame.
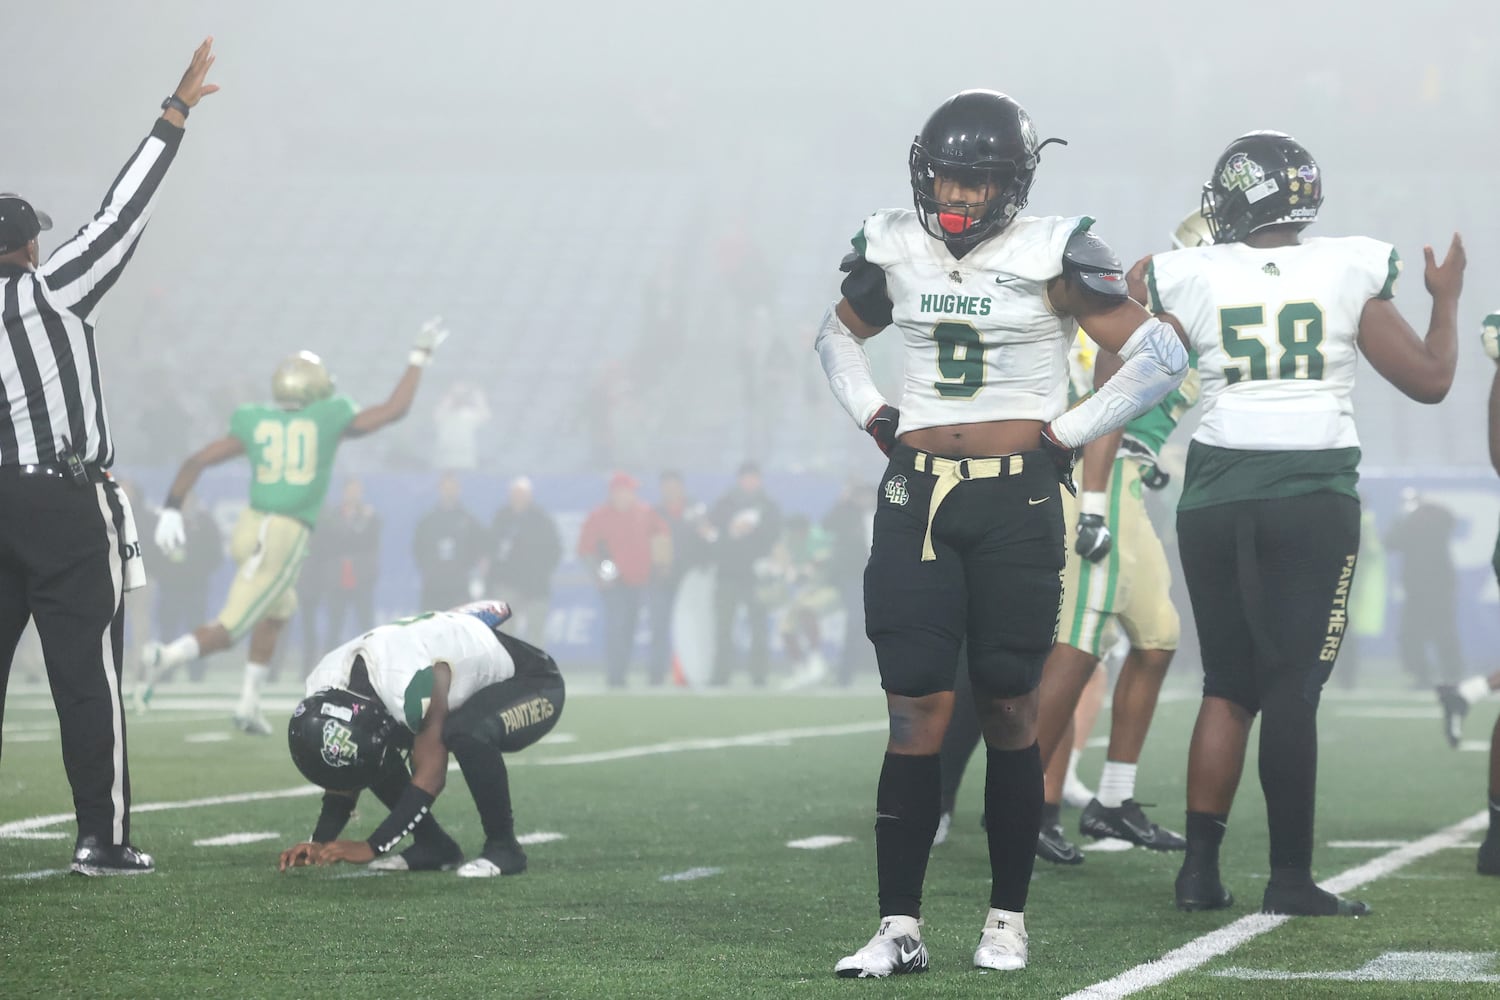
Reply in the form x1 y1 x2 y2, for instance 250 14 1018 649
367 785 435 855
310 792 356 843
161 94 190 118
164 493 184 511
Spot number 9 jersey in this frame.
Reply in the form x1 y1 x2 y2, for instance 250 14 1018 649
228 395 360 527
1144 236 1399 452
852 208 1097 434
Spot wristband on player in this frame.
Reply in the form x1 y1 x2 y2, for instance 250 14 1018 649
310 792 357 843
1079 491 1107 518
408 349 433 367
164 493 185 511
366 785 436 855
160 94 191 119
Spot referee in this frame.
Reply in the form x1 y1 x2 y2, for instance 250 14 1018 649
0 39 217 876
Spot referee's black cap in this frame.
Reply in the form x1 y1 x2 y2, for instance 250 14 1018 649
0 194 52 255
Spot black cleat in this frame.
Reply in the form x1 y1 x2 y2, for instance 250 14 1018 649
1175 857 1233 911
1436 685 1469 749
1477 836 1500 877
1037 823 1085 865
70 835 155 876
1262 879 1370 917
1080 798 1187 851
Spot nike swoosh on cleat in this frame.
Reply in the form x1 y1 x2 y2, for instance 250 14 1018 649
898 946 923 964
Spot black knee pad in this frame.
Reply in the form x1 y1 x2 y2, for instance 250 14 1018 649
967 643 1044 701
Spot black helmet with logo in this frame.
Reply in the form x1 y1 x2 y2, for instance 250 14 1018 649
1201 131 1323 244
287 688 404 792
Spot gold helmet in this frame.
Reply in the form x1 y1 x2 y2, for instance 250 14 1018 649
1170 208 1214 249
271 351 335 409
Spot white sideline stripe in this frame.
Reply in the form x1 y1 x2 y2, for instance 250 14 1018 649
0 720 885 835
1063 809 1488 1000
530 721 886 765
8 732 53 743
660 866 722 882
1 831 68 840
1460 740 1490 752
516 831 566 846
539 732 578 744
193 831 280 847
1327 839 1410 849
184 732 232 743
787 835 853 850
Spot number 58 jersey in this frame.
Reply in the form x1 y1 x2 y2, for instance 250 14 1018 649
857 209 1094 434
1145 237 1400 451
228 394 360 526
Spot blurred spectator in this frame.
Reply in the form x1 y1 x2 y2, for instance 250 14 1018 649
823 475 876 686
323 479 381 642
431 382 491 471
413 473 487 611
578 472 668 688
1386 489 1462 688
648 470 714 685
151 494 223 684
763 515 838 689
487 476 563 644
709 461 782 686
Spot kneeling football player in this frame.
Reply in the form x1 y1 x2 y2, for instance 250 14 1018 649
277 601 564 877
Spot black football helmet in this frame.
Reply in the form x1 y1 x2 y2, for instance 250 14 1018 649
909 90 1066 247
1201 131 1323 244
287 688 405 792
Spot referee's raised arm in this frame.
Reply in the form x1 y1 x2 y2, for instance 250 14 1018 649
38 38 217 322
0 37 217 878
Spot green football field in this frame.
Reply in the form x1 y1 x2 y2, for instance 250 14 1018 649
1 680 1497 999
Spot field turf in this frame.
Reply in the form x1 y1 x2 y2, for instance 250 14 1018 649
1 681 1497 998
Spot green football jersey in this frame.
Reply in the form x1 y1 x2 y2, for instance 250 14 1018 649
228 395 359 526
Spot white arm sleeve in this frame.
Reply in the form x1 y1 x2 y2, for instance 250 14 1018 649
1048 318 1188 449
815 303 887 429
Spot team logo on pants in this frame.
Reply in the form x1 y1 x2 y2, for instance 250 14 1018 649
883 475 910 507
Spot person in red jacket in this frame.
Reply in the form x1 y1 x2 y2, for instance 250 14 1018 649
578 472 669 687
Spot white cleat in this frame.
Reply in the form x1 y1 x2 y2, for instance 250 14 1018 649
933 811 952 846
368 853 413 872
233 712 274 736
835 916 929 978
973 915 1028 972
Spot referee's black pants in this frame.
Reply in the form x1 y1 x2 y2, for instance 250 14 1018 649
0 473 133 846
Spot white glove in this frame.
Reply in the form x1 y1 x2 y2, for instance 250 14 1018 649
1482 312 1500 362
155 508 186 554
410 315 450 367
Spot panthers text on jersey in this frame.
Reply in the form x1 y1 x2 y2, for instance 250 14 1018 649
856 209 1095 434
1146 236 1399 509
305 611 517 731
229 394 360 526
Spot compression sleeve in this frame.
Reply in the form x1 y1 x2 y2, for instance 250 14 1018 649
1048 318 1188 449
366 785 436 855
815 303 888 429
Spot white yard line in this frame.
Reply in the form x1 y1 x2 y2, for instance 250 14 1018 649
1063 809 1489 1000
0 720 886 836
194 831 281 847
787 835 853 850
660 866 722 882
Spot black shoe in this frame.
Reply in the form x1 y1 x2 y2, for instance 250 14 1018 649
456 837 528 878
1037 823 1085 865
71 835 155 876
1477 836 1500 877
1175 857 1233 911
369 836 465 872
1080 798 1187 851
1262 878 1370 917
1436 685 1468 749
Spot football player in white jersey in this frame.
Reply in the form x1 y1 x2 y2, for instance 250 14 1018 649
276 601 565 878
816 89 1188 978
1131 130 1463 916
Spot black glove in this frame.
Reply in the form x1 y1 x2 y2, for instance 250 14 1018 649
1039 422 1078 496
865 405 900 457
1140 463 1171 490
1074 513 1112 562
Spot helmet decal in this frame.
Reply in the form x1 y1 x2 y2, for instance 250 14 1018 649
320 719 361 768
1218 153 1265 193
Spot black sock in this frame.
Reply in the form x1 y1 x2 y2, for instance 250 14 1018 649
984 743 1043 912
1258 681 1320 875
1487 797 1500 841
1040 800 1061 829
875 752 942 918
1185 811 1228 866
453 742 516 845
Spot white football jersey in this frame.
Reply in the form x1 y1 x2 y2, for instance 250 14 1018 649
1146 237 1399 451
859 209 1092 434
305 611 516 731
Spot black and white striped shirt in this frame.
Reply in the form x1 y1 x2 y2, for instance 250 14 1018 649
0 118 184 468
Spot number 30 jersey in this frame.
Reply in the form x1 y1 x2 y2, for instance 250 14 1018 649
1145 237 1399 452
228 394 360 526
856 209 1094 434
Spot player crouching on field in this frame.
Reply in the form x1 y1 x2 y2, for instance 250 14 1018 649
277 601 564 878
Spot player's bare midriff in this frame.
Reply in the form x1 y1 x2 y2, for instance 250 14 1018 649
900 418 1043 459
